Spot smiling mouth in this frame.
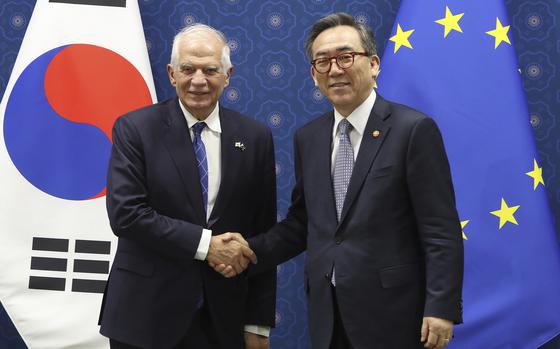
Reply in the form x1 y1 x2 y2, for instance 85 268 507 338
188 91 209 95
329 82 350 88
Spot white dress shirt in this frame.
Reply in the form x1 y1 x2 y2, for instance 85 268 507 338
178 100 270 336
331 89 377 168
330 89 377 286
179 100 221 260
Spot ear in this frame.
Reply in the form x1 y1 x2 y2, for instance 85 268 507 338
310 66 318 86
166 64 176 86
370 55 380 79
224 66 234 88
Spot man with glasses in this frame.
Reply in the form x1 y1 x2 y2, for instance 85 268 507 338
99 24 276 349
215 12 464 349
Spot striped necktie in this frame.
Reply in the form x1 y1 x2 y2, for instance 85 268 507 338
192 122 208 216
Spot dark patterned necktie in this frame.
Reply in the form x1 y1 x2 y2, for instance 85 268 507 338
192 122 208 215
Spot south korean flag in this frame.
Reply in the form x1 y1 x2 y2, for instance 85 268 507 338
0 0 156 348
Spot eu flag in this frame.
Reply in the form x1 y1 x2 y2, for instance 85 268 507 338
377 1 560 348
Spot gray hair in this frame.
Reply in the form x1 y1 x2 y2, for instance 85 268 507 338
304 12 377 60
169 23 232 72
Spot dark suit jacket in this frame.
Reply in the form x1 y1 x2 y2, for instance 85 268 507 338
251 95 463 349
99 97 277 349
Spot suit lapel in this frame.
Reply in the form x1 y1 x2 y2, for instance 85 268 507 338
207 108 240 227
338 95 392 227
162 98 206 224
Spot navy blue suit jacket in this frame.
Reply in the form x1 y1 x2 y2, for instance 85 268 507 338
99 98 277 349
251 95 463 349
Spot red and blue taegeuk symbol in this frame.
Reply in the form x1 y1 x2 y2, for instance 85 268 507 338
4 44 152 200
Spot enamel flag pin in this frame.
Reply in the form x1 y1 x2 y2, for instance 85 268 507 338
234 141 246 151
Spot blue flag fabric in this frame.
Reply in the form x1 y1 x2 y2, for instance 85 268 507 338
377 1 560 348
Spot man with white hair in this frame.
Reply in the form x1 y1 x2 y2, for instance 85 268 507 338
99 24 277 349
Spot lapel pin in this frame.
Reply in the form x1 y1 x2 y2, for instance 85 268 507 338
234 141 246 151
372 130 380 138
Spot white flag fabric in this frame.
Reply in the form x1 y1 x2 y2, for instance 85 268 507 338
0 0 156 348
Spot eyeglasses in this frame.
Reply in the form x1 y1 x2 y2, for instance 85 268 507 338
311 52 369 74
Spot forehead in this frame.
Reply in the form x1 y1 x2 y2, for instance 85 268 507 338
177 33 224 64
311 25 363 57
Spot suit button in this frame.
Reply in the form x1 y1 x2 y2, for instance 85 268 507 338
335 239 342 245
324 273 330 280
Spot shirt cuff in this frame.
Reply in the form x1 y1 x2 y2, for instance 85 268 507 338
194 229 212 261
244 325 270 337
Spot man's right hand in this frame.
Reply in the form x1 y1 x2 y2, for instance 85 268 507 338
206 232 257 277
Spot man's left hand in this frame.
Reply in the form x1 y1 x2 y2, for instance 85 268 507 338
244 331 269 349
421 317 453 349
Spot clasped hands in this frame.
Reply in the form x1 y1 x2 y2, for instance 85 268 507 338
206 232 255 277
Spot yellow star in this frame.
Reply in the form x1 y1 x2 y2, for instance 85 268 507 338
486 18 511 49
526 159 545 190
389 24 414 53
461 220 469 240
435 6 464 38
373 69 380 88
490 198 520 229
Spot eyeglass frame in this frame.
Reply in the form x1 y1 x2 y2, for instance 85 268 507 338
310 51 370 74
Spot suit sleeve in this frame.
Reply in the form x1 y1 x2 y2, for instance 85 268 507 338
244 130 277 327
106 116 204 263
249 131 308 274
406 117 464 324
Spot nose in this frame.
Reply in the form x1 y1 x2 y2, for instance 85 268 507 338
191 69 207 86
329 59 344 76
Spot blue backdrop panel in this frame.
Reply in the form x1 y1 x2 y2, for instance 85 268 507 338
1 1 559 348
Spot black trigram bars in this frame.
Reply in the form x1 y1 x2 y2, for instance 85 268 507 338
29 237 69 291
75 239 110 254
29 237 111 293
49 0 126 7
32 237 68 252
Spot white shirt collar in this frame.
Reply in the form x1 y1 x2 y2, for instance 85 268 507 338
333 89 377 136
178 100 222 134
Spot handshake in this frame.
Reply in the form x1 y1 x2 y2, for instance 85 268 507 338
206 232 256 278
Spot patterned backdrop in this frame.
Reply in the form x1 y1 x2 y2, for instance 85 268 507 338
1 0 559 348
